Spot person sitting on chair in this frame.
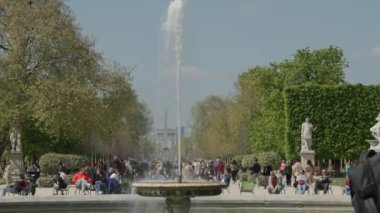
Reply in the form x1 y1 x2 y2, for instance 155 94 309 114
314 170 330 194
2 174 29 196
107 169 121 194
267 171 282 194
94 168 107 195
72 168 93 195
53 173 68 195
296 170 308 195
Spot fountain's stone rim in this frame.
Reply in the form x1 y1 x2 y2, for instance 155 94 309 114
132 181 227 188
132 181 227 198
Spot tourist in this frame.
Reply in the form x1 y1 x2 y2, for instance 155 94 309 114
215 159 224 182
296 170 308 195
94 168 107 195
26 161 40 195
192 160 201 180
249 158 261 185
72 168 93 195
56 160 67 175
284 160 293 187
183 162 195 180
343 176 351 196
222 168 232 187
2 174 29 196
304 160 314 185
109 168 120 182
230 160 239 184
314 169 331 194
292 160 303 187
108 169 121 194
53 172 68 195
261 163 272 189
344 161 351 175
267 171 282 194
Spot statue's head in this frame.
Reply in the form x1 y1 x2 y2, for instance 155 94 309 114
376 114 380 121
306 117 310 122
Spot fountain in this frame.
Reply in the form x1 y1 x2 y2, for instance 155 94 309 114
132 0 226 212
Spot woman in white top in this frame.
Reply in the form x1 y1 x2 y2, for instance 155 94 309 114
109 169 120 182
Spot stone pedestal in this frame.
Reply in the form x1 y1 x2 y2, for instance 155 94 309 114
301 150 315 168
8 151 23 175
367 140 380 153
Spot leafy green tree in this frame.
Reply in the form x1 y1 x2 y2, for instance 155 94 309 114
189 46 349 159
237 66 285 154
190 96 226 157
0 0 151 159
238 46 349 156
276 46 348 85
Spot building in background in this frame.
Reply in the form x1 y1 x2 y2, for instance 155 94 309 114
150 127 184 161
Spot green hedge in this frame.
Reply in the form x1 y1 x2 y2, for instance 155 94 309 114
38 176 54 187
239 152 282 170
241 154 258 169
39 153 88 175
239 172 253 182
232 154 245 165
284 84 380 160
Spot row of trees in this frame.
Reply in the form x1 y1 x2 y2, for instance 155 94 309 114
188 45 352 159
0 0 152 161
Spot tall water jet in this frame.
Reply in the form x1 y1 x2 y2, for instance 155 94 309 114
133 1 226 212
162 0 186 183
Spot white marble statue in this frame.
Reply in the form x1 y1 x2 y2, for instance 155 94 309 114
301 118 315 151
370 114 380 142
10 127 21 152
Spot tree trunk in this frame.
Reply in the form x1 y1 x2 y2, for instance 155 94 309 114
0 127 10 160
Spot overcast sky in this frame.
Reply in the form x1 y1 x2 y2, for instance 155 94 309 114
68 0 380 129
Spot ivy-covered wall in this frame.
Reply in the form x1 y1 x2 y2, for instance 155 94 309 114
284 84 380 160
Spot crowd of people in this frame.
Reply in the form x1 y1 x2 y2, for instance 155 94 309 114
1 161 40 196
1 155 351 196
246 158 351 195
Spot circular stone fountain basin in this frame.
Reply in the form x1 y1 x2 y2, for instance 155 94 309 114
132 181 228 212
132 181 227 198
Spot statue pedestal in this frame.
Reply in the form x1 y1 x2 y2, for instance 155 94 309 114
301 150 315 168
8 151 23 176
367 140 380 153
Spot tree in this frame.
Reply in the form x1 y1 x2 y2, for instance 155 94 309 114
236 66 285 154
0 0 150 160
239 46 349 156
276 46 348 85
190 96 226 157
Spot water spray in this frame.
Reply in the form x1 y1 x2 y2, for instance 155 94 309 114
162 0 186 183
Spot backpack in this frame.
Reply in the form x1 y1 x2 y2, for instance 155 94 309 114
349 150 380 213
